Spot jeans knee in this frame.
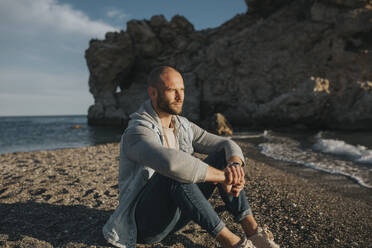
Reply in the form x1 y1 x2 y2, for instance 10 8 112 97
170 181 197 194
204 150 227 170
169 179 193 196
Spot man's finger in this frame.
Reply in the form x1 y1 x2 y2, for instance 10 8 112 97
225 167 233 184
240 167 245 182
236 166 243 184
223 183 233 194
237 166 243 181
236 184 244 190
231 187 241 197
233 182 243 190
235 165 243 183
231 166 239 184
228 167 234 184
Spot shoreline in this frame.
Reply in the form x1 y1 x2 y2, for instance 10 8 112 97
237 140 372 247
236 140 372 200
0 142 371 247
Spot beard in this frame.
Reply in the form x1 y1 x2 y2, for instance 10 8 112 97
157 93 183 115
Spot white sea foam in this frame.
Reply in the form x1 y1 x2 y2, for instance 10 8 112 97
231 130 269 139
258 133 372 188
313 138 372 164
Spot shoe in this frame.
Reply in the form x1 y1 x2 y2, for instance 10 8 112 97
248 227 279 248
233 237 257 248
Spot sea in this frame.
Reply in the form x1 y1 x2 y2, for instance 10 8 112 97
1 115 372 189
0 115 123 154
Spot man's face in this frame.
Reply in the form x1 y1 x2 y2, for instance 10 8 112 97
156 71 185 115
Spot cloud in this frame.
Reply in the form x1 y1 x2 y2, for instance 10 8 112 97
0 0 117 39
0 0 117 115
107 9 127 21
0 0 118 66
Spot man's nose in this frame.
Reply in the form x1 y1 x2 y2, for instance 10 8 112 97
175 90 183 101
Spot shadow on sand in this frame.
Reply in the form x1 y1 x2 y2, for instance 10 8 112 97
0 202 207 247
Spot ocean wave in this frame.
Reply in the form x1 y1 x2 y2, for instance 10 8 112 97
313 135 372 165
258 132 372 189
231 130 269 139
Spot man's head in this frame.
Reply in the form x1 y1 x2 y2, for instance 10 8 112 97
147 66 184 116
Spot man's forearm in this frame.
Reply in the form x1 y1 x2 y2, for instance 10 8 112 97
204 163 244 184
204 166 225 183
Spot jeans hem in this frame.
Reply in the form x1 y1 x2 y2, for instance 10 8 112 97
211 220 226 237
235 208 253 223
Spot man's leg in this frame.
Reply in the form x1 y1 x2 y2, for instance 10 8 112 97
200 151 279 248
183 150 258 236
135 172 243 247
135 173 181 244
170 150 250 232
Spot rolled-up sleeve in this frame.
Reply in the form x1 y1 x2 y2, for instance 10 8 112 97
123 125 208 183
191 122 245 165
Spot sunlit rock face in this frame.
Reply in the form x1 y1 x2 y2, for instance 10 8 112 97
85 0 372 130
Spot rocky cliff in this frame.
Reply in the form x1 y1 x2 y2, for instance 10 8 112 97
85 0 372 130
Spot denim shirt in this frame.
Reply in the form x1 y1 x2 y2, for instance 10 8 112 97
103 100 245 248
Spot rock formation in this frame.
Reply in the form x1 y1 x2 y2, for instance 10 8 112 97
85 0 372 130
203 113 234 136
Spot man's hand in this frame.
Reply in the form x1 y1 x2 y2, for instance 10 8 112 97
231 177 245 197
222 164 246 197
220 182 233 195
204 156 246 198
224 164 244 185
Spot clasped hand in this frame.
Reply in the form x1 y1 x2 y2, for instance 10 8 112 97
222 164 245 197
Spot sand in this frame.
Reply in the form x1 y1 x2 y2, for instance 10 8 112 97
0 141 371 248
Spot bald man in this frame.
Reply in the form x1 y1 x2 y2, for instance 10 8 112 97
103 66 279 248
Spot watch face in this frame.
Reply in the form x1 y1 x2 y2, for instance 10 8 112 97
230 162 241 166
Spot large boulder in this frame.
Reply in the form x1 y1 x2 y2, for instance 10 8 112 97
85 1 372 130
203 113 234 136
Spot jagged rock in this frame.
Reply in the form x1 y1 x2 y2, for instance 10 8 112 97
85 32 134 97
245 0 295 17
85 0 372 130
203 113 233 136
127 20 162 57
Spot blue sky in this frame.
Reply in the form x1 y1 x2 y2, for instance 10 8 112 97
0 0 247 116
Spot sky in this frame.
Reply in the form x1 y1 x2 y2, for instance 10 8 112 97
0 0 247 116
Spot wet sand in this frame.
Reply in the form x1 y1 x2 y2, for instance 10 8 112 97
0 141 371 247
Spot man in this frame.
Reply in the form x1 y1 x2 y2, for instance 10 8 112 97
103 66 279 248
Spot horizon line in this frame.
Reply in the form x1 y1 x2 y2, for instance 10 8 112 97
0 114 87 118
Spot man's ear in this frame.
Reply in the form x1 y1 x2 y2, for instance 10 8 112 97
148 86 157 99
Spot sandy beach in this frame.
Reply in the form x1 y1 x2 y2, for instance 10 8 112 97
0 140 371 248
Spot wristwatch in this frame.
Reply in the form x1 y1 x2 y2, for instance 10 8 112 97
228 162 241 167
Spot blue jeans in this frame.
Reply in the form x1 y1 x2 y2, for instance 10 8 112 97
134 151 252 244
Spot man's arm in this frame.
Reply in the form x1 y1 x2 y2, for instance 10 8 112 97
205 164 244 185
123 125 244 186
190 122 247 196
191 122 245 165
123 125 210 184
